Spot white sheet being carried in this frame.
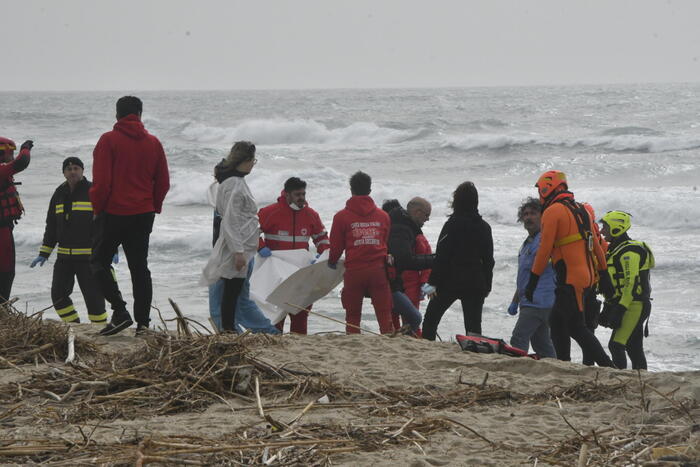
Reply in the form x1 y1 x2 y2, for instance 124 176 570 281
249 250 344 325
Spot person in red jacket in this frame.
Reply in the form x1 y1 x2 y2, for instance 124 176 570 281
0 138 32 303
258 176 330 334
403 229 432 309
90 96 170 336
329 171 393 334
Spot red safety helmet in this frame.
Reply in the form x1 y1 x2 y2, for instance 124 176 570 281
0 137 16 153
535 170 568 203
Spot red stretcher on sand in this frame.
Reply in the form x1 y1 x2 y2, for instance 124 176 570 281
456 334 540 360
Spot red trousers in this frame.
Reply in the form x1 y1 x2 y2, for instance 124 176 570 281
275 306 309 334
341 266 394 334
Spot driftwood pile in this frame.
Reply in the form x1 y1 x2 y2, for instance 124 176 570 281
0 299 97 368
0 300 698 465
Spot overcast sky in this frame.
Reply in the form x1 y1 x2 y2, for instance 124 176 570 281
2 0 699 91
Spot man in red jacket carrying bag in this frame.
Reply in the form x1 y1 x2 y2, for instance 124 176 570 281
258 177 329 334
90 96 170 336
329 171 393 334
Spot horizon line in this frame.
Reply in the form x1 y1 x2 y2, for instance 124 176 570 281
2 79 699 93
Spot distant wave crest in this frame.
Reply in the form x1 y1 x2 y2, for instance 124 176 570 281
441 132 700 153
179 118 420 145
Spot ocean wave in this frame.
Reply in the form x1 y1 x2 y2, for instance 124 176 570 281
598 126 664 137
441 132 700 153
166 171 214 206
179 118 421 145
467 118 510 130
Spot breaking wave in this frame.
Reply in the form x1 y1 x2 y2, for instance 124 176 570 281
179 118 421 145
441 132 700 153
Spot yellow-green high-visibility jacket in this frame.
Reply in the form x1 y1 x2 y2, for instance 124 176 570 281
605 239 654 309
39 177 95 261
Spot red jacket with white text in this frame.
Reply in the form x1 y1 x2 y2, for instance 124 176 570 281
90 115 170 216
329 196 390 271
258 193 329 252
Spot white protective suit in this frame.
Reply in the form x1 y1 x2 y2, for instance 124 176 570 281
201 176 260 284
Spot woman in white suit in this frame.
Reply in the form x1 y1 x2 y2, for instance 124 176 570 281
201 141 259 332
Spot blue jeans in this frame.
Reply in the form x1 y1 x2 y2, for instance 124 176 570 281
509 305 556 358
208 258 280 334
392 291 422 332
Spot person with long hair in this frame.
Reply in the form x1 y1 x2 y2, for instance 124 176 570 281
421 182 494 340
201 141 259 332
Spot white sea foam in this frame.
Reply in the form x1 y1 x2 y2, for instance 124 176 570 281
441 132 700 153
180 118 419 145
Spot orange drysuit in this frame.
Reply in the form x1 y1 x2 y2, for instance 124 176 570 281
531 193 607 311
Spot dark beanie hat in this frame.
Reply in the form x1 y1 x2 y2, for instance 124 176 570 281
62 156 84 171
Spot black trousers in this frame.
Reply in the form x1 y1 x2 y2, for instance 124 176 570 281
91 212 155 326
550 285 614 367
52 259 107 323
581 287 602 366
221 277 245 331
422 290 484 341
0 225 15 303
0 271 13 304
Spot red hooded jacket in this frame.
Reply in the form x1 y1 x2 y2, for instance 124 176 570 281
329 196 390 271
90 115 170 215
258 192 329 252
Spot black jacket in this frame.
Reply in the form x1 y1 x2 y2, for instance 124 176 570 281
387 208 434 292
428 211 494 296
39 178 95 261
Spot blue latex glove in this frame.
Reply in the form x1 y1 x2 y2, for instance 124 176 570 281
258 247 272 258
421 283 436 297
327 262 337 270
508 302 518 316
310 253 322 265
30 256 47 268
112 253 119 264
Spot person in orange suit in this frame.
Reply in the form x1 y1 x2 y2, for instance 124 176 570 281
525 170 615 367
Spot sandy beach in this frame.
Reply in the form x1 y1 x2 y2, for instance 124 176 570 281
0 307 698 466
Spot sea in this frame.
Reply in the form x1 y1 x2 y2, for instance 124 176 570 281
2 84 699 372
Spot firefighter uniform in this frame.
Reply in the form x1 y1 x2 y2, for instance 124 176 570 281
39 177 107 323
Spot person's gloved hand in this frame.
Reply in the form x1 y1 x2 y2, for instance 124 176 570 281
608 303 626 329
597 271 614 299
30 256 47 268
524 273 540 302
20 140 34 150
310 253 321 265
421 283 437 298
258 247 272 258
327 262 337 270
507 302 518 316
112 252 119 264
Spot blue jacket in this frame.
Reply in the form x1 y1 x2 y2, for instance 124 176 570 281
517 232 555 309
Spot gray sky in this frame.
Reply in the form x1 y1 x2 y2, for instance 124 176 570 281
2 0 699 90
